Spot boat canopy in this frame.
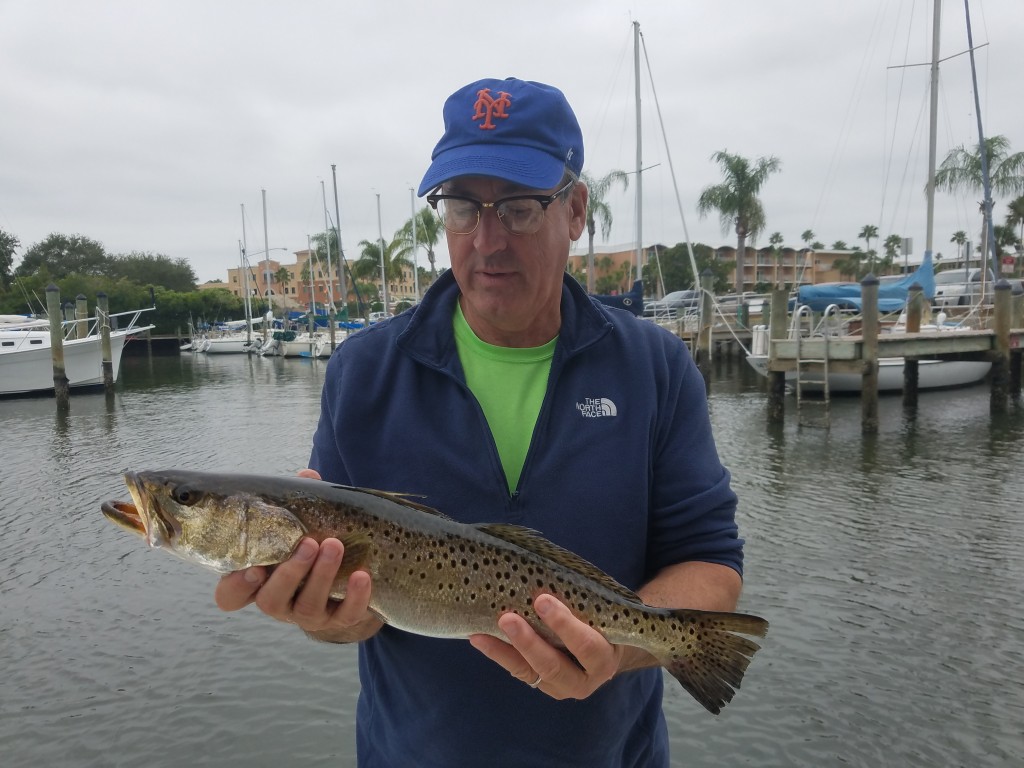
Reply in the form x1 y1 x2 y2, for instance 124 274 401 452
797 254 935 312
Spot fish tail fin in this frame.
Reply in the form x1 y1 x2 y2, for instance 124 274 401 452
659 610 769 715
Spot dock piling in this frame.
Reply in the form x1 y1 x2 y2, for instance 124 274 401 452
97 292 114 392
766 285 789 423
902 284 924 409
860 275 880 433
990 280 1011 414
45 285 70 406
75 294 88 340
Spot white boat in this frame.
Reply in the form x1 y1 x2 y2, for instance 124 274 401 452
0 309 155 396
201 330 264 354
259 330 334 358
746 304 992 394
746 341 991 393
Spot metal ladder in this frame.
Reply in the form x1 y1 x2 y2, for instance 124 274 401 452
792 304 837 428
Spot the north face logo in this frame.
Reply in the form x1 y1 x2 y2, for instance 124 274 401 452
472 88 511 130
577 398 618 418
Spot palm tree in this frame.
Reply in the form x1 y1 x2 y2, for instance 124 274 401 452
801 230 815 248
934 135 1024 265
697 150 782 293
581 170 629 293
1006 196 1024 245
950 230 968 266
274 266 291 308
858 224 879 272
396 207 444 284
353 235 415 310
883 234 902 272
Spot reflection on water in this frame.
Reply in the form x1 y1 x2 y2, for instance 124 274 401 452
1 353 1022 767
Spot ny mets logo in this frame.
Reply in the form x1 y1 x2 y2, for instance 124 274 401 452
472 88 512 130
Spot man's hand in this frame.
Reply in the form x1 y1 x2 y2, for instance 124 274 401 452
212 468 384 644
468 594 639 700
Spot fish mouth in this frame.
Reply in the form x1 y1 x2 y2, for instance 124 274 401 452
101 499 145 535
102 471 176 548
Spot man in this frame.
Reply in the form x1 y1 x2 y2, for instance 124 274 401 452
216 77 744 767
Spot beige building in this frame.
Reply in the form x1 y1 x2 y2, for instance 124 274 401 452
214 250 421 312
567 242 862 294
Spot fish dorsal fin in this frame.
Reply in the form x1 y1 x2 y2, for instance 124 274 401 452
476 523 644 604
330 484 456 521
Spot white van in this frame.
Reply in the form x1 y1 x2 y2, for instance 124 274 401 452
933 268 994 307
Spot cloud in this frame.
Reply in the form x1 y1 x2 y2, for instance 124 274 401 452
1 0 1019 283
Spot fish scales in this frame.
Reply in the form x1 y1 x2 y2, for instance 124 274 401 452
102 469 768 714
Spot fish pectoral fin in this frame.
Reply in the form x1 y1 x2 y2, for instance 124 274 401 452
334 531 374 582
475 523 643 604
323 532 375 602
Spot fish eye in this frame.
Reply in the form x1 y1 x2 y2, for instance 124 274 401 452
171 486 201 506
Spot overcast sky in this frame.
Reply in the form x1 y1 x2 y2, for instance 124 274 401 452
2 0 1020 284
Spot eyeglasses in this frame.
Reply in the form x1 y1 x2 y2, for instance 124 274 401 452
426 179 576 236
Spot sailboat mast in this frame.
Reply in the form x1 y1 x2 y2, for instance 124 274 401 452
331 164 348 317
633 20 643 283
262 189 273 314
964 0 995 287
410 188 420 300
321 180 335 311
925 0 941 261
240 204 252 345
376 193 389 312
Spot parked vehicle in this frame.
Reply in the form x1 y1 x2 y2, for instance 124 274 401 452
643 289 700 319
933 267 994 306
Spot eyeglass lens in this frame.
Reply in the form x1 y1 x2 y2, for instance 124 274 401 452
436 197 546 235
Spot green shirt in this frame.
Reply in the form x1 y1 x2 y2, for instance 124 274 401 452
453 303 556 493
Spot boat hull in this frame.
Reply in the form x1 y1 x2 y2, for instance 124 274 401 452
746 354 991 393
202 335 262 354
1 330 131 396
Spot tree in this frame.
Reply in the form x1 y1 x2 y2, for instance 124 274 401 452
801 230 815 249
1006 195 1024 246
396 207 444 285
107 251 197 292
15 233 108 279
581 170 629 293
831 240 849 250
883 234 902 272
0 229 19 291
993 224 1018 255
858 225 879 272
934 135 1024 265
697 150 782 293
950 230 968 266
275 266 291 305
352 235 414 308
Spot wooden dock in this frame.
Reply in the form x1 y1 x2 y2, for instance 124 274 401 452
758 278 1023 431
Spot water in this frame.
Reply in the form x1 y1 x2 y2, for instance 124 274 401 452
1 351 1022 767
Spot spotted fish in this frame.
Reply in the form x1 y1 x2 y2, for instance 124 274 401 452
102 469 768 714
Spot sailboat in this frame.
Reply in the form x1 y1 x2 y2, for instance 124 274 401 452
745 0 991 393
203 207 265 354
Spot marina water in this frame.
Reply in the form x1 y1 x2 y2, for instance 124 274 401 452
1 351 1022 766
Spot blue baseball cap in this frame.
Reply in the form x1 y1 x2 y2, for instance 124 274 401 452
417 77 584 196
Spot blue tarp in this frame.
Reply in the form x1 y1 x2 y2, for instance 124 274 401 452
797 254 935 312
